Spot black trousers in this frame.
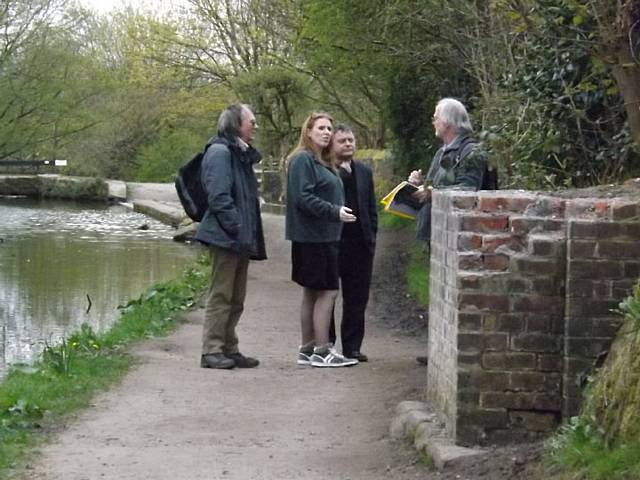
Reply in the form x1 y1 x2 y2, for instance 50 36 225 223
330 237 374 354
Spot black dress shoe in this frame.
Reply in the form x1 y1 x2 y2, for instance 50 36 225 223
416 355 429 366
200 353 235 369
345 351 368 362
226 352 260 368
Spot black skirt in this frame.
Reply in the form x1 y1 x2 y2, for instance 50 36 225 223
291 241 340 290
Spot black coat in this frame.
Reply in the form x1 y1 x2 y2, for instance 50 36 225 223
195 136 266 260
344 160 377 253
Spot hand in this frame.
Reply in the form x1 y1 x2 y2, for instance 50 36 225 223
412 185 432 203
408 169 424 186
339 206 357 223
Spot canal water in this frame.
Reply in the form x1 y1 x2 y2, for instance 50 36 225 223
0 197 198 377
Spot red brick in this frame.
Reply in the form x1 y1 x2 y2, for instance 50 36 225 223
479 196 534 213
458 233 483 251
461 215 510 233
611 201 639 220
482 235 519 253
458 253 483 270
453 195 478 210
483 254 510 271
594 200 610 217
510 217 564 235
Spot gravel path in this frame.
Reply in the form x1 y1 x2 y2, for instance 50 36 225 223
20 213 432 480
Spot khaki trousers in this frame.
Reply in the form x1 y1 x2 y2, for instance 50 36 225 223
202 246 249 355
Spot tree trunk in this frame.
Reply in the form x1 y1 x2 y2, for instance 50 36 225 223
610 49 640 146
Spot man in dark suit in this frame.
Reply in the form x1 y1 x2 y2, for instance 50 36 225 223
329 124 377 362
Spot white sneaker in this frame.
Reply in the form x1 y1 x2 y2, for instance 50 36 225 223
297 351 312 366
310 348 358 368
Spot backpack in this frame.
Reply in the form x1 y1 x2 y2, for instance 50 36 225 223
175 143 212 222
457 138 498 191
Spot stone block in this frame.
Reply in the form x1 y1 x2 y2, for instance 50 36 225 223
508 411 561 432
508 372 561 393
459 293 509 312
512 295 563 314
458 313 482 332
395 401 429 415
480 392 561 411
599 241 640 259
428 443 486 471
514 257 565 275
569 260 624 279
459 369 510 390
538 354 562 372
482 234 520 253
568 240 597 258
566 337 612 359
457 408 509 430
482 352 536 370
511 333 561 353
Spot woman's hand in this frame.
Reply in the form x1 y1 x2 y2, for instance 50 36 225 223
339 206 357 223
408 169 424 186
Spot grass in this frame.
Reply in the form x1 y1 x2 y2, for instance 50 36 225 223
406 241 430 307
547 282 640 480
0 259 209 476
379 210 430 307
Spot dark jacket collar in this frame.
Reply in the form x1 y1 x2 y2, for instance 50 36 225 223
211 136 262 165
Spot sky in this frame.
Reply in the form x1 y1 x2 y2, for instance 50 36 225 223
78 0 186 15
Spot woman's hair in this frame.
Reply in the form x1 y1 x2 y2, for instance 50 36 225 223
217 103 252 140
287 112 334 167
436 98 472 133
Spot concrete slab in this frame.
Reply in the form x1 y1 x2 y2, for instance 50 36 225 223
133 200 185 227
106 180 127 201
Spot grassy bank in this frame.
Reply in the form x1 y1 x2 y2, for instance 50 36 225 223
548 282 640 479
379 211 430 307
0 259 208 476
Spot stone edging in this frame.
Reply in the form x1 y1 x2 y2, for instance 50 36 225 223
390 400 484 470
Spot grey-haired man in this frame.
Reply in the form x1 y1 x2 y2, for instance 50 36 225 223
195 104 266 369
409 98 487 243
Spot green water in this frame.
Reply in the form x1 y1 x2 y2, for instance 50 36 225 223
0 197 198 375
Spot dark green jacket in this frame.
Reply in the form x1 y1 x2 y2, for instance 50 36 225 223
417 133 487 242
426 134 487 189
285 150 344 243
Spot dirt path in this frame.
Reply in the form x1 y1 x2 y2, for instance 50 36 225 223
20 214 431 480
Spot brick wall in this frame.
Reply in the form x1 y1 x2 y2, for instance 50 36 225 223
426 187 640 446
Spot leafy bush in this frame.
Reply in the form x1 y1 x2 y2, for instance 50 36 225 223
133 130 203 182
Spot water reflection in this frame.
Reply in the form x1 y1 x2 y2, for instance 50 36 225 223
0 198 198 376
